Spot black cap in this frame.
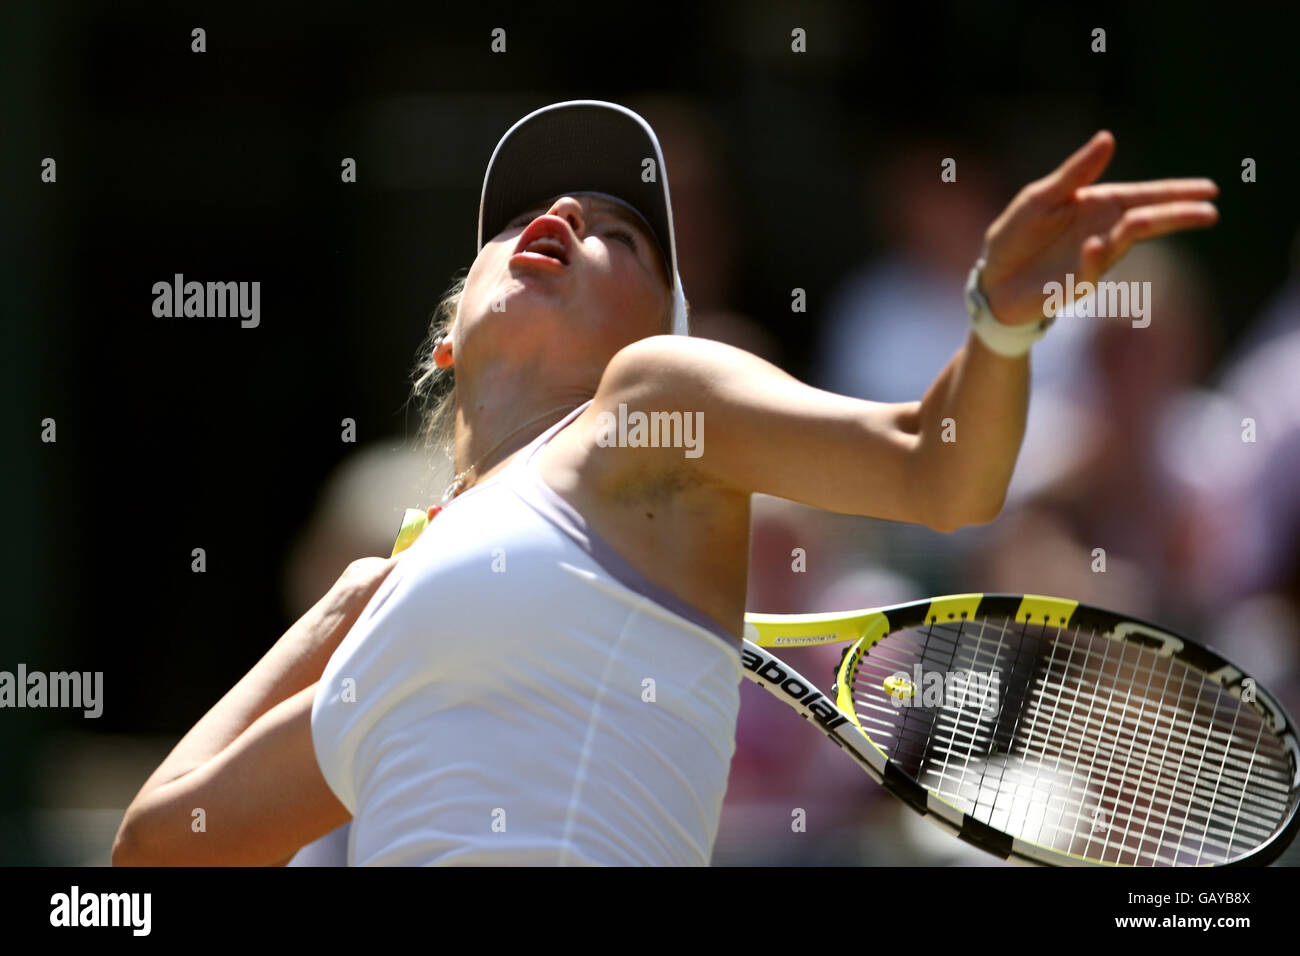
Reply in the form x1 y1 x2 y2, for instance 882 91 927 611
476 100 689 334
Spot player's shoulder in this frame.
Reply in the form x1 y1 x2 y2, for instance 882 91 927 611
571 335 745 506
598 334 753 406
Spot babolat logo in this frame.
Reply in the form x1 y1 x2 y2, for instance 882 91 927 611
740 648 848 730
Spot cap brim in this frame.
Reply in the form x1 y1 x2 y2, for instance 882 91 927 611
477 100 681 293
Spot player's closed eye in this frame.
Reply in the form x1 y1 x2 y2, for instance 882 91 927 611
605 228 637 249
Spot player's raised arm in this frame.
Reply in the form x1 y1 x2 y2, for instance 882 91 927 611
598 132 1218 532
597 334 1011 532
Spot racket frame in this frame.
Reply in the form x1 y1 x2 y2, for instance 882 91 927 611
741 592 1300 867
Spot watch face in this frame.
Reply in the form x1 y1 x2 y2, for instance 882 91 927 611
964 270 983 315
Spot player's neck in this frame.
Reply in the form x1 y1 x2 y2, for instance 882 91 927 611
451 371 592 482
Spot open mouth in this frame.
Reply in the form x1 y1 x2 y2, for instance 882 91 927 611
512 217 572 266
520 236 567 264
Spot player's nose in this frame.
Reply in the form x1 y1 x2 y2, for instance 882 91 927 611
543 196 587 239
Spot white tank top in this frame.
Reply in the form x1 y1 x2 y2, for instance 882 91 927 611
311 401 742 865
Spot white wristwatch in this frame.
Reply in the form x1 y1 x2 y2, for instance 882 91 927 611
964 258 1055 358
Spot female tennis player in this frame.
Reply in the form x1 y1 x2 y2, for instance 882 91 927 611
113 101 1219 865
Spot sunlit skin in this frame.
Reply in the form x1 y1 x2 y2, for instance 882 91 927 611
113 133 1219 865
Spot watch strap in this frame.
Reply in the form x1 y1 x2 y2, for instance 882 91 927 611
965 259 1055 358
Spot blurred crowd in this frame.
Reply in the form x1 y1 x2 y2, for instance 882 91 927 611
272 98 1300 866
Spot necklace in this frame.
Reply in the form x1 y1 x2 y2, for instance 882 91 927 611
442 403 582 503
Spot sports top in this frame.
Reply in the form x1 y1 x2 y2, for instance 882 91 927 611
311 401 742 864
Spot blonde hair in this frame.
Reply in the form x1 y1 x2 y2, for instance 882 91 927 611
409 270 468 461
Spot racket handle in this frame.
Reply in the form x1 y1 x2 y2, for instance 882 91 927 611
390 507 433 557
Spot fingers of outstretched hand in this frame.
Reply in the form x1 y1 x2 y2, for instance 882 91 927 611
1081 200 1219 279
1038 130 1116 202
1076 178 1218 209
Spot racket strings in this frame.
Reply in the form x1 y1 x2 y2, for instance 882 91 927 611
1003 630 1283 864
848 615 1293 865
1026 630 1284 863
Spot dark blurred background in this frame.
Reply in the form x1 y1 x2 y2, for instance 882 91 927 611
5 0 1299 864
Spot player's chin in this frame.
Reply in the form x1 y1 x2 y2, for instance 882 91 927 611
480 284 575 332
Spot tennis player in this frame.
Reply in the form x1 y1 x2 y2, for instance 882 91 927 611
113 100 1218 865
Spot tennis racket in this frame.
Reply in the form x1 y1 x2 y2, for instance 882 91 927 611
743 593 1300 866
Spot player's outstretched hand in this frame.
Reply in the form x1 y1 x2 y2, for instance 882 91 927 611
978 131 1218 327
